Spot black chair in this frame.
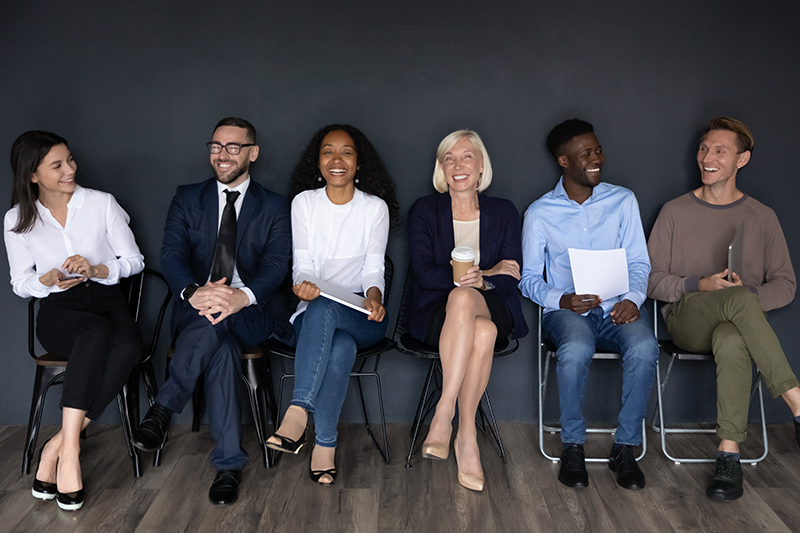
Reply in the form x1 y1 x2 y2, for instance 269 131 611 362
538 306 647 463
165 343 279 469
392 267 517 468
22 268 171 477
263 256 396 464
651 300 768 465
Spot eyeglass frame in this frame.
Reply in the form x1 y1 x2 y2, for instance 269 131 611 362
206 142 256 155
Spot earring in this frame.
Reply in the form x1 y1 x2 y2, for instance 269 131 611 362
318 175 323 182
354 170 360 184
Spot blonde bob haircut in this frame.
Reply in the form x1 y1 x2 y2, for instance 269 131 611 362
432 129 493 193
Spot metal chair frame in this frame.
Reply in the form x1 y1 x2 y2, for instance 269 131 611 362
537 306 647 463
392 267 517 468
651 301 768 465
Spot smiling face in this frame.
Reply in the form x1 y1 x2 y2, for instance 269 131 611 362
210 125 259 187
441 136 484 193
697 129 750 188
318 129 359 189
558 133 605 190
31 143 77 199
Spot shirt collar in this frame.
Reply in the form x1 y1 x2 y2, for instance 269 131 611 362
553 176 611 204
35 184 85 214
217 176 250 198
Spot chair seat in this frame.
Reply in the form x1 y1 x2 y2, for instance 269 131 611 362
34 354 68 367
166 345 264 360
263 338 396 360
658 340 714 361
400 333 510 359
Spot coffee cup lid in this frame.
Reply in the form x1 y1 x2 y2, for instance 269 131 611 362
451 246 476 261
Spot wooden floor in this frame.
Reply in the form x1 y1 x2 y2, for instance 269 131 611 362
0 422 798 533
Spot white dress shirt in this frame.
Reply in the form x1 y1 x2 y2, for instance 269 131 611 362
3 186 144 298
291 187 389 322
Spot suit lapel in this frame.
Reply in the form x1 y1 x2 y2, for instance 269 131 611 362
437 192 455 253
236 182 259 251
203 180 219 274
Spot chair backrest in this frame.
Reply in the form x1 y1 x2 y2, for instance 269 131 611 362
27 269 172 363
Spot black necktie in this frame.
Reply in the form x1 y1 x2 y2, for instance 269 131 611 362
209 190 240 285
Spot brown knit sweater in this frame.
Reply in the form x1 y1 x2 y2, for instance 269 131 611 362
647 192 795 313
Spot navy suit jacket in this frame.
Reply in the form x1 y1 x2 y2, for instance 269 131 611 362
406 192 529 341
161 177 291 337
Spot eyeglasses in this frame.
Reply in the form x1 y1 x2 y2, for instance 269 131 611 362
206 142 255 155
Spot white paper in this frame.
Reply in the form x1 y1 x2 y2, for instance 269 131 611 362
567 248 629 301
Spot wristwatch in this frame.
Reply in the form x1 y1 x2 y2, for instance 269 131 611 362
182 283 200 300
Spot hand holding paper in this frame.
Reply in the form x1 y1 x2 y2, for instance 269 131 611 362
567 248 629 301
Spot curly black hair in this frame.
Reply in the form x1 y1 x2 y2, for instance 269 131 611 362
290 124 400 228
546 118 594 159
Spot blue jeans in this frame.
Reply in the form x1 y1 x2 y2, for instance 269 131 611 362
291 297 388 448
542 306 658 446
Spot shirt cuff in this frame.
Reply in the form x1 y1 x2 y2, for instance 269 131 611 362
240 286 257 307
619 291 645 309
746 284 758 296
102 261 121 285
684 276 700 293
544 288 565 310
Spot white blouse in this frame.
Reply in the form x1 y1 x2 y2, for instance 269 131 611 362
291 187 389 321
3 186 145 298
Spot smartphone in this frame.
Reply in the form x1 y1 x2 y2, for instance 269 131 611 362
58 269 83 282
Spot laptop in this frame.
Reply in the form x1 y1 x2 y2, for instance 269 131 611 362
295 273 371 315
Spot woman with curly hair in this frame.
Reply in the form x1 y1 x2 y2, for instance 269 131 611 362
267 124 397 485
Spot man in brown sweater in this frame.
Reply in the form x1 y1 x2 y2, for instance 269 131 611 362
648 117 800 502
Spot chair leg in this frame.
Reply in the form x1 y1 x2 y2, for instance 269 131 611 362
22 367 62 475
117 378 142 478
242 358 271 469
476 390 506 464
192 374 205 432
355 373 391 464
139 360 163 467
406 360 437 468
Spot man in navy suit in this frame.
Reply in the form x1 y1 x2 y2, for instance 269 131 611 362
132 117 291 505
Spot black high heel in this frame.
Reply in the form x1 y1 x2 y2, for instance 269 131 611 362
266 426 308 455
32 439 57 501
308 444 337 486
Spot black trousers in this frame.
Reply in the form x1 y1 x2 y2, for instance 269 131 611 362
37 281 142 420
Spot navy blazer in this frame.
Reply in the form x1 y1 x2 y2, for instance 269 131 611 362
406 192 529 341
161 177 291 334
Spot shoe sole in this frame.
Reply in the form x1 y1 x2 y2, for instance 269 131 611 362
422 452 447 460
57 500 83 511
707 488 743 501
266 441 305 455
557 474 589 488
32 488 56 500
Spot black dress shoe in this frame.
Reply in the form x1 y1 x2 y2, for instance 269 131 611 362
209 469 242 505
558 444 589 488
56 488 84 511
608 445 645 490
707 455 743 501
132 402 173 452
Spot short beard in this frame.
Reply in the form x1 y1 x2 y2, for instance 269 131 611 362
214 162 248 184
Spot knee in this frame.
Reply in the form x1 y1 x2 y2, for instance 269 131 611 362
77 317 113 345
474 317 498 349
445 287 481 314
624 336 659 366
556 337 595 368
724 286 762 315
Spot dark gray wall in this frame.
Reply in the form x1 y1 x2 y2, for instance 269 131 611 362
2 1 799 426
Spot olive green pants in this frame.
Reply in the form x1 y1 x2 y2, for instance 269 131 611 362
667 286 799 442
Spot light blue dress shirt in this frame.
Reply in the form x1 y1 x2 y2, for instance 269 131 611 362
518 177 650 317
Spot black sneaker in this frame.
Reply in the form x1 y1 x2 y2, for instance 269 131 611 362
558 444 589 488
707 454 743 501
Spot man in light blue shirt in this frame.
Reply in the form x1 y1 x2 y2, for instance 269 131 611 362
519 119 657 491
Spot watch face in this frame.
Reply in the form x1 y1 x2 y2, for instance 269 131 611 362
184 284 198 299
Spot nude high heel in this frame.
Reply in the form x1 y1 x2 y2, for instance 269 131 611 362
421 424 452 460
454 437 484 492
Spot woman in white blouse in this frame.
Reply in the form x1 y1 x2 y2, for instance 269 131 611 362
3 131 144 511
266 124 398 485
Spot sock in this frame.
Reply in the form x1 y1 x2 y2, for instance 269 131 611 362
612 442 625 452
717 449 740 462
562 442 583 451
794 414 800 424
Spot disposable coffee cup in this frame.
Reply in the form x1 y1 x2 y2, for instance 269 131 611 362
451 246 476 286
